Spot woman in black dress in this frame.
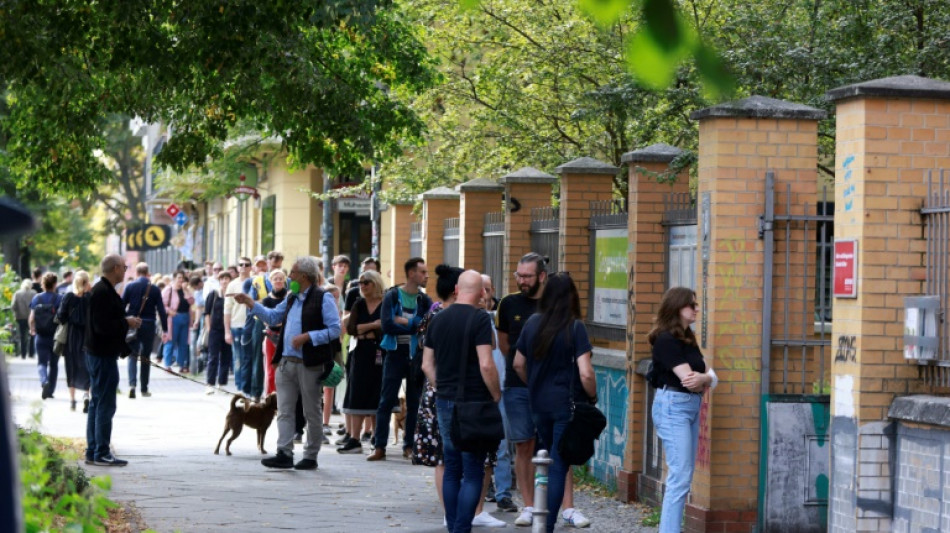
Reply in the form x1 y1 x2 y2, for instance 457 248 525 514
57 271 91 412
337 270 385 454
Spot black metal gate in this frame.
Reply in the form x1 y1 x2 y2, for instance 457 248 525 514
483 212 505 290
530 207 558 272
758 171 833 533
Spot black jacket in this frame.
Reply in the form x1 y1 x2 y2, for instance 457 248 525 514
85 277 132 358
272 287 333 368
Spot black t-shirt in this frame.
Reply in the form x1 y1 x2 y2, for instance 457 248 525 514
344 285 361 312
424 304 494 401
517 316 593 414
204 292 227 332
496 293 538 389
651 331 706 389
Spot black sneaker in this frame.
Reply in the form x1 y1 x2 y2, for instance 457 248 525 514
337 438 363 454
335 434 351 446
336 426 347 436
361 432 372 442
94 454 128 467
262 451 294 469
140 390 151 398
83 456 95 465
496 497 518 512
129 388 136 399
293 458 318 470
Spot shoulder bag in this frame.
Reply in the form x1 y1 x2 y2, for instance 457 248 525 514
450 310 505 454
557 321 607 466
53 294 70 356
125 282 150 348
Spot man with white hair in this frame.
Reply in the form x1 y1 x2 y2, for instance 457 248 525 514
232 256 341 470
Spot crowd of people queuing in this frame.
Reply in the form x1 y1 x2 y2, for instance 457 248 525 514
9 245 718 533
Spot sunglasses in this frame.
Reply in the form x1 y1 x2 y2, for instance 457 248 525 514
359 280 373 286
689 302 699 310
238 263 251 267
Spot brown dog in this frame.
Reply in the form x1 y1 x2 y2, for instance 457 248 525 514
392 395 407 445
214 393 278 456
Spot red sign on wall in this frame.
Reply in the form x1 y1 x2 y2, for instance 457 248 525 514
833 239 858 298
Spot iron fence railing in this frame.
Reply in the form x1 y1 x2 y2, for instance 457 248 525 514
443 217 460 267
530 206 559 272
919 170 950 387
409 221 423 259
483 212 505 289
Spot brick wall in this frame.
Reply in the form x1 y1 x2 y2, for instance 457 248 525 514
384 202 415 287
421 192 459 268
500 170 556 295
459 182 503 272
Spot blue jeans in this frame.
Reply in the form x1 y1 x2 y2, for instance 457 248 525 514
240 319 264 397
127 320 156 391
436 397 487 533
652 388 702 533
85 353 119 461
494 397 513 501
163 314 190 369
533 409 572 533
231 327 246 387
36 335 58 396
374 345 421 450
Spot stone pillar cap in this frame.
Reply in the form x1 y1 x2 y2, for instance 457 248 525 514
499 167 557 184
690 95 826 120
825 75 950 102
420 186 460 200
554 157 620 175
621 143 685 164
458 177 504 191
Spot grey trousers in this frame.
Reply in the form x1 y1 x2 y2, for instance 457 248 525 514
275 358 324 460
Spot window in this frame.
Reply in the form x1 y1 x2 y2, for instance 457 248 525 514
261 195 276 254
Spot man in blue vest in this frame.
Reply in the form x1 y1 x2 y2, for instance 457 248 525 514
231 256 340 470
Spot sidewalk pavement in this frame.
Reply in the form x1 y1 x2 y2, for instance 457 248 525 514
7 355 652 532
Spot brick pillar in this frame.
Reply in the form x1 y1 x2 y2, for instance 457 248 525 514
499 167 557 295
824 75 949 533
459 178 504 272
554 157 619 312
692 96 825 533
383 201 415 287
620 143 691 504
421 186 460 268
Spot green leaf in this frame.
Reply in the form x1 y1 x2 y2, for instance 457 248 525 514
625 0 694 89
694 41 735 100
578 0 637 27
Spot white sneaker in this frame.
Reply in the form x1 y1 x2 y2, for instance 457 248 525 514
514 507 534 527
205 386 215 395
472 511 506 528
561 508 591 528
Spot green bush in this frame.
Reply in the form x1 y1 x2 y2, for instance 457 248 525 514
18 421 116 532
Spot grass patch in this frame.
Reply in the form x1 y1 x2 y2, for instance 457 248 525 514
641 504 661 526
571 465 616 498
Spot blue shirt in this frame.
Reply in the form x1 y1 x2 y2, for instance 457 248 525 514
249 287 340 359
122 276 169 326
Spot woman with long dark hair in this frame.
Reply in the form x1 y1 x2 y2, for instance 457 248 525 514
57 271 91 412
513 273 596 533
648 286 717 533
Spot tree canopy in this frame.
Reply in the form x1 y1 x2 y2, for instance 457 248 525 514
0 1 436 196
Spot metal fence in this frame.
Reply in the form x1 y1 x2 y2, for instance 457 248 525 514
483 212 505 289
662 192 698 290
409 222 423 259
587 200 628 341
919 170 950 387
530 206 559 273
443 217 460 267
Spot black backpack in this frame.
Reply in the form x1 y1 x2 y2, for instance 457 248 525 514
33 299 57 337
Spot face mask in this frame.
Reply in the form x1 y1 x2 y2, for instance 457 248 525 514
289 280 300 295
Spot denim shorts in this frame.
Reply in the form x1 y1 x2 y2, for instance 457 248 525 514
503 387 536 443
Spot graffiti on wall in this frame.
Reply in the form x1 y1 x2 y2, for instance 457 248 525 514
835 336 857 363
697 396 711 469
590 365 628 488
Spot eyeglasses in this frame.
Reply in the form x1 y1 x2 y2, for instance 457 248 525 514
359 280 373 286
513 273 537 281
238 263 251 267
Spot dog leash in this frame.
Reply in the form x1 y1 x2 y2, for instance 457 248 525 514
143 358 242 398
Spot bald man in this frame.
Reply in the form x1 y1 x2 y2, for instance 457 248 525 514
422 270 501 532
85 254 140 467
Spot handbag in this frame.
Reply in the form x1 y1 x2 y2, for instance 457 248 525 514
53 318 69 356
450 311 505 454
557 321 607 466
126 281 150 348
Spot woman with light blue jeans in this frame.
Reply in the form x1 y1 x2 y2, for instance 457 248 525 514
648 287 717 533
